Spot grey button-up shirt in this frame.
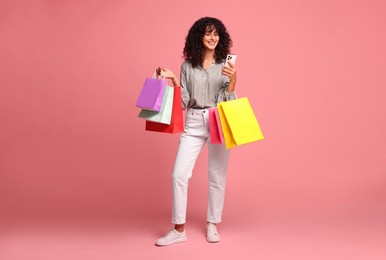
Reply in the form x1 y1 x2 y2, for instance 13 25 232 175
180 61 236 110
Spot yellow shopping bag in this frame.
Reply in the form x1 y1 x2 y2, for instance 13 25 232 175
217 97 264 149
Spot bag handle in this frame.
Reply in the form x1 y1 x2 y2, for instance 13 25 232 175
224 90 238 101
152 72 165 79
152 67 165 79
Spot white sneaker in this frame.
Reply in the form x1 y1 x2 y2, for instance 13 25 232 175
207 223 221 243
155 229 187 246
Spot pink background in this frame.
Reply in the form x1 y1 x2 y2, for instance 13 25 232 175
1 0 385 259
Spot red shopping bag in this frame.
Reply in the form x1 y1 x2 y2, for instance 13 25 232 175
145 86 184 133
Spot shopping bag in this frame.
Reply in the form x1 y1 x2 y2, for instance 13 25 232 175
138 86 174 124
209 107 225 144
136 75 166 111
145 86 184 133
217 97 264 149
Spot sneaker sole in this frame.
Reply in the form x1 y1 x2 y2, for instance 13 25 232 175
207 237 221 243
155 237 188 246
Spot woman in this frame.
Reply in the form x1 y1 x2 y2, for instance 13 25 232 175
156 17 237 246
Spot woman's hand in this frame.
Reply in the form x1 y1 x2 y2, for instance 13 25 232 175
157 67 180 86
222 61 237 82
222 62 237 92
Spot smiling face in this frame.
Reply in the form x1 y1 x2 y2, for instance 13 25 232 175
202 26 219 51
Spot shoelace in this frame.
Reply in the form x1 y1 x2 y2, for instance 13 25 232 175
165 229 177 240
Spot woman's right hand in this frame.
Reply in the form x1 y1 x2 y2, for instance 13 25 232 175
157 67 180 86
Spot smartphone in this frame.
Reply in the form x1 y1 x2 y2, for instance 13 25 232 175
224 54 237 67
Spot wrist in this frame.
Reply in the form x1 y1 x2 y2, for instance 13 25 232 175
172 76 180 86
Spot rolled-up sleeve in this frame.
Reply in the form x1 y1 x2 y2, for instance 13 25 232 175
215 78 236 103
180 62 190 110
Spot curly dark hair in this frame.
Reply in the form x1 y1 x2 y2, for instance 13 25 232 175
183 17 233 68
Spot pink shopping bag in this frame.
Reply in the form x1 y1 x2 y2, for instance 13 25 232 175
209 107 225 144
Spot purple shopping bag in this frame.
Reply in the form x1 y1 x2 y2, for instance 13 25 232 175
136 77 166 111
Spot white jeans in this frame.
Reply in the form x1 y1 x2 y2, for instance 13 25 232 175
172 108 230 224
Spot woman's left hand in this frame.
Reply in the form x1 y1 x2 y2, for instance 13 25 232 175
222 61 237 82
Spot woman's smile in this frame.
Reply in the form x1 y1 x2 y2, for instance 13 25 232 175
202 29 219 50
